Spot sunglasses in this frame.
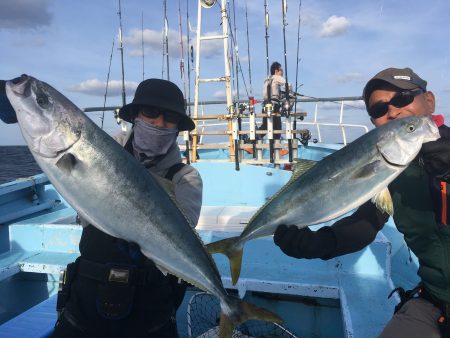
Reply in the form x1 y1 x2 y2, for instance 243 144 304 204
140 107 181 124
368 88 424 119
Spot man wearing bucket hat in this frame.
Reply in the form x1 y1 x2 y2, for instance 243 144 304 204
52 79 202 338
273 67 450 337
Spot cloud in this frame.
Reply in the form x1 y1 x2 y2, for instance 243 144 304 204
320 15 350 37
335 72 366 84
317 100 365 111
0 0 53 29
123 28 222 59
212 89 247 100
67 79 139 97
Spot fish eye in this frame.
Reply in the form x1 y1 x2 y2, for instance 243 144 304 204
406 123 416 132
36 94 49 108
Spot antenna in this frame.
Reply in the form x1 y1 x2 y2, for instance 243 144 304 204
118 0 126 106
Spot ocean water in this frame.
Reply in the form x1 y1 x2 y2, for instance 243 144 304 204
0 146 41 184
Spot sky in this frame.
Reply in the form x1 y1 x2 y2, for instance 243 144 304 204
1 0 450 145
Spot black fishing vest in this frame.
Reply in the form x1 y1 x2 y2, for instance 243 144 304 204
65 159 187 337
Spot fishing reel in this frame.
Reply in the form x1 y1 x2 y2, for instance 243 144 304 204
280 97 293 117
299 129 312 146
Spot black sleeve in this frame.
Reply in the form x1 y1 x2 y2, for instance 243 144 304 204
324 201 389 259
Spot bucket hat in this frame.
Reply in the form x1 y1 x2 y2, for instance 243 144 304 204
118 78 195 131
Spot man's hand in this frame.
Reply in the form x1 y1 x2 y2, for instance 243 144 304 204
421 125 450 181
273 225 336 259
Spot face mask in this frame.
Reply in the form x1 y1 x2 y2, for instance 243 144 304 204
132 118 178 160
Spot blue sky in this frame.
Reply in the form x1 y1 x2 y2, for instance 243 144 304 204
1 0 450 145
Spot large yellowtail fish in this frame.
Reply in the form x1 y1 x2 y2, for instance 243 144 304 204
207 115 440 285
6 75 282 337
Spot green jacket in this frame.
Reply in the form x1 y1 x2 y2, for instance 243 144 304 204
390 159 450 302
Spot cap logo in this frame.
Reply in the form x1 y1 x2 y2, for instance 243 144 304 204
393 75 411 81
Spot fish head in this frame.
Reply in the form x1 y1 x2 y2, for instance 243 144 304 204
376 115 440 166
5 74 82 158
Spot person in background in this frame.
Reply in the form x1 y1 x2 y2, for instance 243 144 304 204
52 78 203 338
273 67 450 338
259 61 292 141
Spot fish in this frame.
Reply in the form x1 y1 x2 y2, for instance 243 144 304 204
5 74 282 338
207 115 440 285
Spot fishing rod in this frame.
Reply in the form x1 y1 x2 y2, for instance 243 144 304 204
141 12 145 81
118 0 126 106
231 0 239 104
101 38 115 129
244 0 253 96
245 0 256 157
178 0 186 99
264 0 270 76
293 0 302 138
178 0 190 164
281 0 293 163
186 0 192 117
231 0 241 171
162 0 170 80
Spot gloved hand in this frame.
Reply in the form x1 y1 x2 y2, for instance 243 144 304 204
273 224 336 259
421 125 450 181
0 79 18 124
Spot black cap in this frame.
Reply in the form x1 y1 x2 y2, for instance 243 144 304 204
118 78 195 131
362 67 427 106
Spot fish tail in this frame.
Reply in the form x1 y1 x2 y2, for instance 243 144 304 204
219 297 283 338
206 237 243 285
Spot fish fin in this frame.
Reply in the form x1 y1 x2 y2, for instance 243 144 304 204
152 174 176 199
371 188 394 216
155 264 169 276
55 153 78 174
219 297 283 338
351 160 382 179
206 237 243 285
291 159 316 179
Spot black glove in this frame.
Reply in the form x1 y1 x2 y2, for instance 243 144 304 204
0 79 18 124
421 125 450 181
273 224 336 259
